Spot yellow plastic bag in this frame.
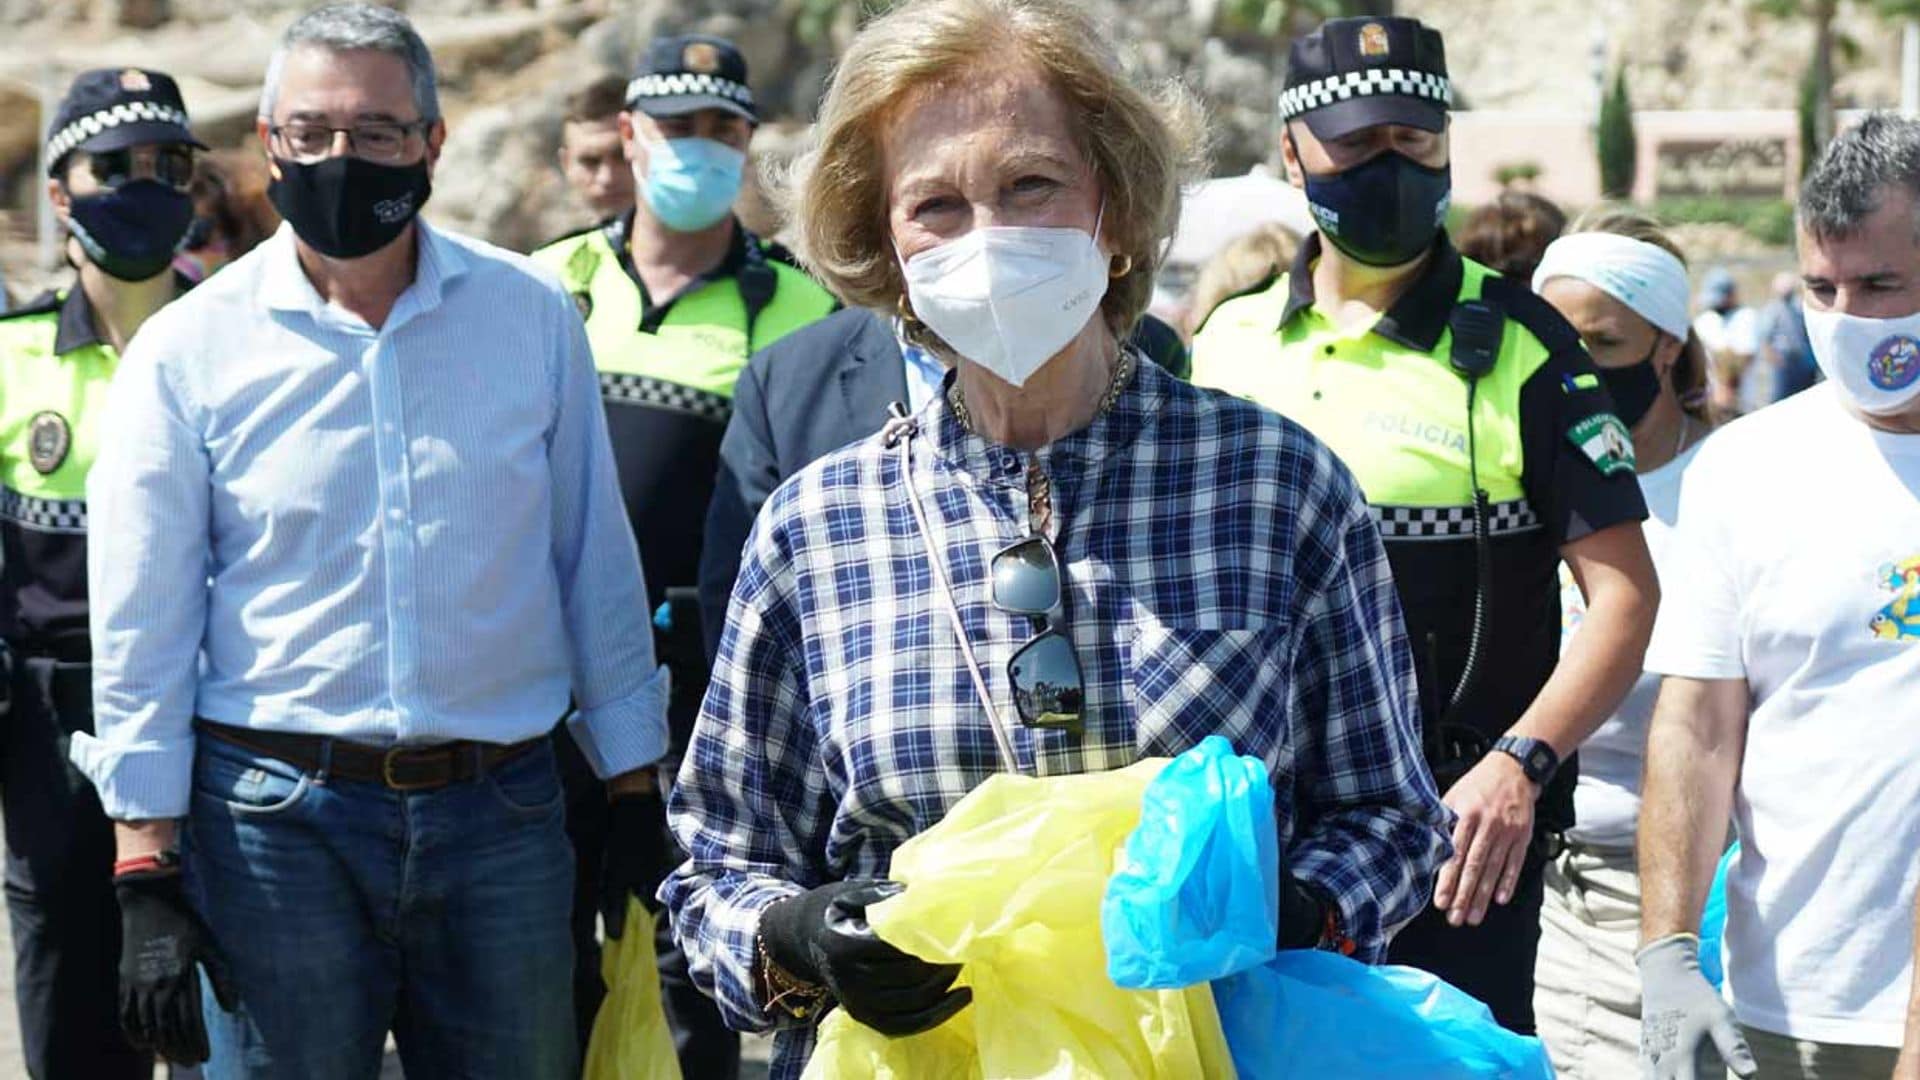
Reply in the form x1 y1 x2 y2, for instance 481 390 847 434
583 899 683 1080
804 759 1236 1079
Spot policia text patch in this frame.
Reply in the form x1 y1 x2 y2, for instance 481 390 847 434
1567 413 1637 477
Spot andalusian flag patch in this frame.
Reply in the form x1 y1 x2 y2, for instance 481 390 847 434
1567 414 1636 477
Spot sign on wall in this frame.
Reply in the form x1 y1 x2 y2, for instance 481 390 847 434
1654 138 1791 198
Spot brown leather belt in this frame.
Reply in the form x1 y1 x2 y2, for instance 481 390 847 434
194 719 542 792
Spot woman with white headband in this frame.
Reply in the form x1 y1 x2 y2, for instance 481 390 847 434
1529 209 1717 1080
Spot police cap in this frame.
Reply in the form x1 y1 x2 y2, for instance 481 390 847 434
626 34 757 124
1281 16 1451 141
46 67 205 175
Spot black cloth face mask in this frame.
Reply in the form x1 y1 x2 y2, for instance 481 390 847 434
269 156 431 260
66 180 195 282
1300 143 1452 268
1599 345 1666 429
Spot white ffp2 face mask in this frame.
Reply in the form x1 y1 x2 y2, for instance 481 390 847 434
1804 305 1920 416
899 217 1111 388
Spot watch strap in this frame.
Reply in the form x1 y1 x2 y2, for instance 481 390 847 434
1493 735 1560 784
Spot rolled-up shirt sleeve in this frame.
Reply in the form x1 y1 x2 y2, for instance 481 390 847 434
71 315 211 820
545 296 669 777
662 495 827 1033
1284 481 1454 960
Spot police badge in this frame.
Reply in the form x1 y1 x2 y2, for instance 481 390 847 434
1359 22 1391 59
27 411 70 475
683 42 723 74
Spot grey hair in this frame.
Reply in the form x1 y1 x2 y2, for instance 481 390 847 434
258 3 440 122
1798 111 1920 242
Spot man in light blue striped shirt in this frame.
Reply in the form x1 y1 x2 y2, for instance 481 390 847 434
70 6 666 1076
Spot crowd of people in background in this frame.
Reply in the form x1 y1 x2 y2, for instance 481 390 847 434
0 2 1912 1079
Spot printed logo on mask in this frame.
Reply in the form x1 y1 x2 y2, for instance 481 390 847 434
372 193 416 225
1867 334 1920 392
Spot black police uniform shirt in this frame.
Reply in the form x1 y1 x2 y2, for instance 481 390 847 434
1192 232 1648 828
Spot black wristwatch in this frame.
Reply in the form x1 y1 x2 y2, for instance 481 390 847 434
1492 736 1560 786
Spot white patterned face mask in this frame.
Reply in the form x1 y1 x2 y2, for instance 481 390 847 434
1804 305 1920 416
898 209 1110 387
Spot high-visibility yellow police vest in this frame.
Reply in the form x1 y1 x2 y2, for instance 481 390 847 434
0 287 123 657
1191 233 1646 829
531 213 837 749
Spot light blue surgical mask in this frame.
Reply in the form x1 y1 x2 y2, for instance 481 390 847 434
640 137 745 232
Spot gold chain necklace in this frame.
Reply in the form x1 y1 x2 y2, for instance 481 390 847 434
947 348 1136 437
948 349 1135 536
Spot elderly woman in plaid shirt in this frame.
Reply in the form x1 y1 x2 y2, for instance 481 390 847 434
662 0 1453 1071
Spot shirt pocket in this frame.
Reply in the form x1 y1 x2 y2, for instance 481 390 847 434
1124 616 1291 768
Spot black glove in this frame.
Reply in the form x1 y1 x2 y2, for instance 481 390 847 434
601 791 672 939
116 870 237 1065
1277 875 1331 950
760 880 971 1036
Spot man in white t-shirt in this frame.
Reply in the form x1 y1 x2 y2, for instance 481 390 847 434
1636 112 1920 1080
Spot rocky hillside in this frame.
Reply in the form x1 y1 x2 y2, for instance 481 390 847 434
0 0 1904 297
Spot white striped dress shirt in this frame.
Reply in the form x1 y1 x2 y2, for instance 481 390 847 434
72 222 667 820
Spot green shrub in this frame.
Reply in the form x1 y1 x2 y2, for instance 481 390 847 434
1494 161 1543 187
1649 197 1797 247
1597 67 1637 200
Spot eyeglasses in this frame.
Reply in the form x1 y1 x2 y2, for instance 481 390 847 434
269 120 428 164
992 535 1084 730
86 146 194 191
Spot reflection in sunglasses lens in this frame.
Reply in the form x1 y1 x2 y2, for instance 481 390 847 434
1010 631 1083 728
992 537 1059 616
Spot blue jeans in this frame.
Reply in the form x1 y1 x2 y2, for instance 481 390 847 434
184 734 577 1080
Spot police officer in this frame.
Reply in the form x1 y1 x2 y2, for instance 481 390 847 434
0 68 203 1077
530 34 836 1076
1192 17 1658 1033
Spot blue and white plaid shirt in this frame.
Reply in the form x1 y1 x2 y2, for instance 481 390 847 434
665 357 1451 1076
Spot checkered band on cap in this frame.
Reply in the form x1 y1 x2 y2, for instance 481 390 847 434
625 72 755 109
46 102 191 163
1278 68 1452 121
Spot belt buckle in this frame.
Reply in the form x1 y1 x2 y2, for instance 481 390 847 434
381 747 441 792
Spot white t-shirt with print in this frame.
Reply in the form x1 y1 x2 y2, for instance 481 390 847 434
1645 384 1920 1046
1559 438 1707 849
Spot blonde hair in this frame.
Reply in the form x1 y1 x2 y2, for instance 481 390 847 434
1186 222 1301 337
786 0 1205 345
1565 206 1715 425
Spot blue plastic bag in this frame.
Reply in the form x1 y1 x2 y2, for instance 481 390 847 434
1699 841 1739 989
1212 952 1554 1079
1103 736 1555 1080
1103 736 1279 988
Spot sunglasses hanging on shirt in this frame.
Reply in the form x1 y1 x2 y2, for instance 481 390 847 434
991 536 1085 730
882 404 1090 776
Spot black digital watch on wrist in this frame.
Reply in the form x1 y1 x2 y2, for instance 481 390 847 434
1492 735 1560 786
